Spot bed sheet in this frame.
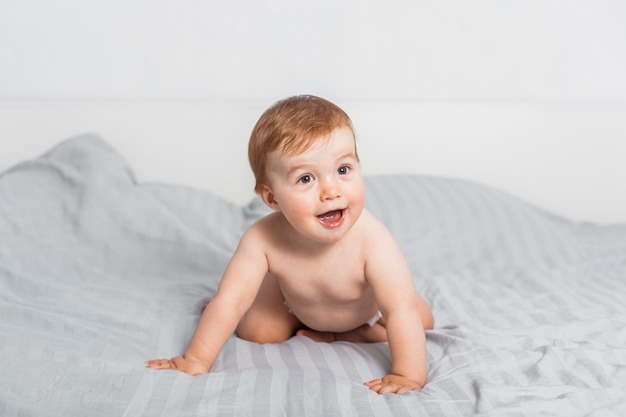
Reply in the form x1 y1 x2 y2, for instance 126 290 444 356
1 135 625 416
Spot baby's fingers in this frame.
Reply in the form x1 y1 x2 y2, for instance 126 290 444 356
364 376 421 395
364 379 384 393
147 356 209 376
145 358 176 370
366 381 400 395
364 379 382 388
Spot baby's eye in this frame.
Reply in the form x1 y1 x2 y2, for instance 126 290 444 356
337 166 350 175
297 174 314 184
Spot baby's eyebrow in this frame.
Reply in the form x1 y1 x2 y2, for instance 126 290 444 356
336 152 358 162
286 161 313 174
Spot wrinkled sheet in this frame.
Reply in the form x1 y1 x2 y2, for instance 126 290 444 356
1 135 625 416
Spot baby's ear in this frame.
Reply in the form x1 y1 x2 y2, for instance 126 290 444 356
258 185 280 211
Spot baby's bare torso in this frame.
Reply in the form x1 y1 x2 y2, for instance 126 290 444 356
260 212 379 332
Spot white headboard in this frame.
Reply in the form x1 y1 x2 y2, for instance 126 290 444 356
1 100 624 224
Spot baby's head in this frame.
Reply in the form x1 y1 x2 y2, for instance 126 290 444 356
248 95 358 193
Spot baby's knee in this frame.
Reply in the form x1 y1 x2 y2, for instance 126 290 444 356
236 319 293 344
421 308 434 330
416 294 434 330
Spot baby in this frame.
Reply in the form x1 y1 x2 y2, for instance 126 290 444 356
147 95 434 395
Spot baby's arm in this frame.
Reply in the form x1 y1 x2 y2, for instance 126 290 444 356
146 226 270 375
363 222 428 394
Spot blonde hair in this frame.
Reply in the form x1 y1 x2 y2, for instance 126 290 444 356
248 95 357 193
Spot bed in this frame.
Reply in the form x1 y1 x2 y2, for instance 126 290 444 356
1 132 625 416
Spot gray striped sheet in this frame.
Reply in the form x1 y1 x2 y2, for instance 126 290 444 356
1 134 625 416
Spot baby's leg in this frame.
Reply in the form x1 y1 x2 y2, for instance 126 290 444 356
236 273 302 344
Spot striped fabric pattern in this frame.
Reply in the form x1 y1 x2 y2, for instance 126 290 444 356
0 135 625 416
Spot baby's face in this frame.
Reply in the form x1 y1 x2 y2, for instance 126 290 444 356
262 126 365 244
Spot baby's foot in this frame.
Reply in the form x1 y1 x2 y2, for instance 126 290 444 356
296 329 336 343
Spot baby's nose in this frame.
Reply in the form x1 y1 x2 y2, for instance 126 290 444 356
320 177 341 201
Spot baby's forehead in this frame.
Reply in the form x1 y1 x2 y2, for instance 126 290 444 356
277 125 355 157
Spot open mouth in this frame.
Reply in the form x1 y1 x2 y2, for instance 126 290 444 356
317 209 345 228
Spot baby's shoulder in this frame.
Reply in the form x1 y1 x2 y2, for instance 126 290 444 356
241 212 285 243
356 208 390 233
245 211 272 230
354 209 396 244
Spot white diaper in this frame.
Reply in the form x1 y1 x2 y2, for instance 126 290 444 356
366 310 383 327
285 301 382 327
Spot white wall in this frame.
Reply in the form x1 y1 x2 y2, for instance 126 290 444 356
1 1 625 223
1 0 625 101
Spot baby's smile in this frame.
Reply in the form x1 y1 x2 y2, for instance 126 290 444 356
317 209 345 228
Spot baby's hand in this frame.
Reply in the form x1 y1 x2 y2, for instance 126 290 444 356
364 374 424 395
146 356 209 376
